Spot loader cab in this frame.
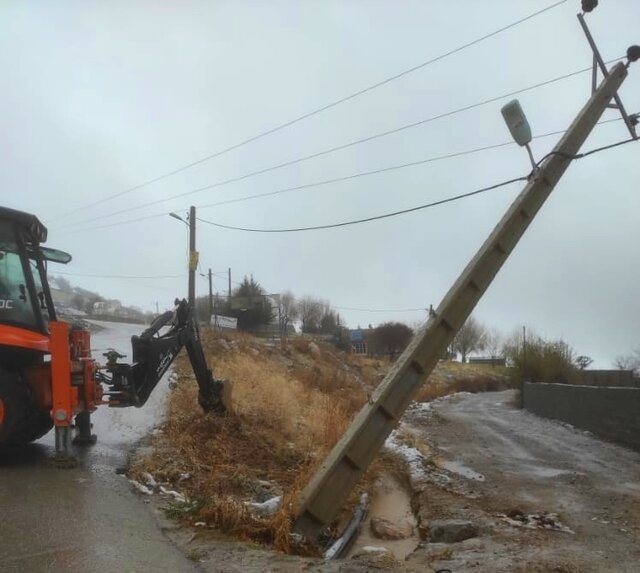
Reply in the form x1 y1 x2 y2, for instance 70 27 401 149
0 207 70 337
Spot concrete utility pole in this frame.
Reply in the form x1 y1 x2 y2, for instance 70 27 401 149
188 206 198 307
293 61 635 538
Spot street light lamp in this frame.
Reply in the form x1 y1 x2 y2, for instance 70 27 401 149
501 99 537 171
169 212 188 225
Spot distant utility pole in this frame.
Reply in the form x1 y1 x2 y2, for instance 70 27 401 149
293 50 637 537
208 268 214 322
522 326 527 379
188 205 198 308
228 267 231 300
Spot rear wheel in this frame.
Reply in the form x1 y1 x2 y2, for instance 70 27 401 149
0 368 53 445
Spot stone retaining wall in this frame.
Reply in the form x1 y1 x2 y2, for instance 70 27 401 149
522 382 640 451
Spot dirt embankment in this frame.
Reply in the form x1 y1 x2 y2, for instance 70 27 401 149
128 331 514 569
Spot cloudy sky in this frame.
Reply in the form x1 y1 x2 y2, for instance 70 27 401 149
1 0 639 366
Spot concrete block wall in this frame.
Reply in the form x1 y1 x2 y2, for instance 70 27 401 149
523 383 640 451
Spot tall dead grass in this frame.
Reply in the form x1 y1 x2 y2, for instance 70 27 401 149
131 331 375 553
132 333 514 553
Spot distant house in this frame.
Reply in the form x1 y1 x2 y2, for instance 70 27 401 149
348 328 388 356
93 300 122 315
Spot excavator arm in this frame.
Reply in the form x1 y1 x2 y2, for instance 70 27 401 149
101 298 225 413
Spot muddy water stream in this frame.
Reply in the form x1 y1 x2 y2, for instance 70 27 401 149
348 473 420 560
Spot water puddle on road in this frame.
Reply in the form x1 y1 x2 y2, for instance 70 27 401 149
348 473 420 560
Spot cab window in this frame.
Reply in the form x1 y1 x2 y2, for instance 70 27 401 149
0 221 37 329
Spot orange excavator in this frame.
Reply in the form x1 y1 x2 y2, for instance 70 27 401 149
0 206 225 466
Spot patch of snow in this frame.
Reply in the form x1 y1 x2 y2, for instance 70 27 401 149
385 428 427 482
141 472 158 489
361 546 389 553
439 460 485 482
159 486 186 502
244 495 282 517
129 479 153 495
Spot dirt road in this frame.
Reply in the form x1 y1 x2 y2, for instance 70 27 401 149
404 390 640 572
0 321 199 573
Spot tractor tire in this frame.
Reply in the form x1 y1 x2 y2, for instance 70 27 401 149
0 368 53 445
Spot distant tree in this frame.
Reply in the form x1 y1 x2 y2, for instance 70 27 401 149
371 322 413 358
235 275 262 297
71 294 85 310
299 296 324 333
55 276 72 292
277 291 298 334
228 275 272 330
575 355 593 370
484 328 503 360
319 303 338 334
503 329 577 383
614 350 640 373
452 316 487 362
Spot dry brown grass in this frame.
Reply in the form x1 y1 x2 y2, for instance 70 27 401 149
131 333 514 553
130 330 384 553
414 361 515 403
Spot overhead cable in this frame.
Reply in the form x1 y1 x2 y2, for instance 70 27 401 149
195 135 639 233
54 58 620 232
48 0 568 225
55 270 186 279
334 305 426 313
197 175 528 233
53 115 626 236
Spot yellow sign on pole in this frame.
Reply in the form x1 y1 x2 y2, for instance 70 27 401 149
189 250 199 271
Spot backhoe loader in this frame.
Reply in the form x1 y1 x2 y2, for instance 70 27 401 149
0 206 225 466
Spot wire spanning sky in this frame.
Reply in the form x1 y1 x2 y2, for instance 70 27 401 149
1 0 639 366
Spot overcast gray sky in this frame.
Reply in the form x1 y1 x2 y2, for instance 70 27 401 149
1 0 639 366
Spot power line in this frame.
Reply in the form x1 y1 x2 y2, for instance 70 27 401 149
536 135 638 166
55 270 186 279
197 175 528 233
195 135 638 234
48 0 568 225
334 305 426 313
54 58 619 232
54 115 626 236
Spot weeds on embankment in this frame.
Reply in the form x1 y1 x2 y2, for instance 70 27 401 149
130 331 514 553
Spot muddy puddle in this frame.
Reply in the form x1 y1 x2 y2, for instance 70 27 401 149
348 473 420 560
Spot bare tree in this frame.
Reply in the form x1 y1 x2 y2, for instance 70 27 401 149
452 316 487 362
485 328 503 360
298 296 324 333
278 291 298 334
575 355 593 370
614 351 640 373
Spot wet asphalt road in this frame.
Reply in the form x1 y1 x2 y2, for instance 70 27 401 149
0 321 198 572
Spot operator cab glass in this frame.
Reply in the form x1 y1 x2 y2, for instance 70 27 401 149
0 221 37 329
0 215 69 333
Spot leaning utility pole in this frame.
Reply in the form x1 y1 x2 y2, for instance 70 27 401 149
188 206 198 307
293 53 637 537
